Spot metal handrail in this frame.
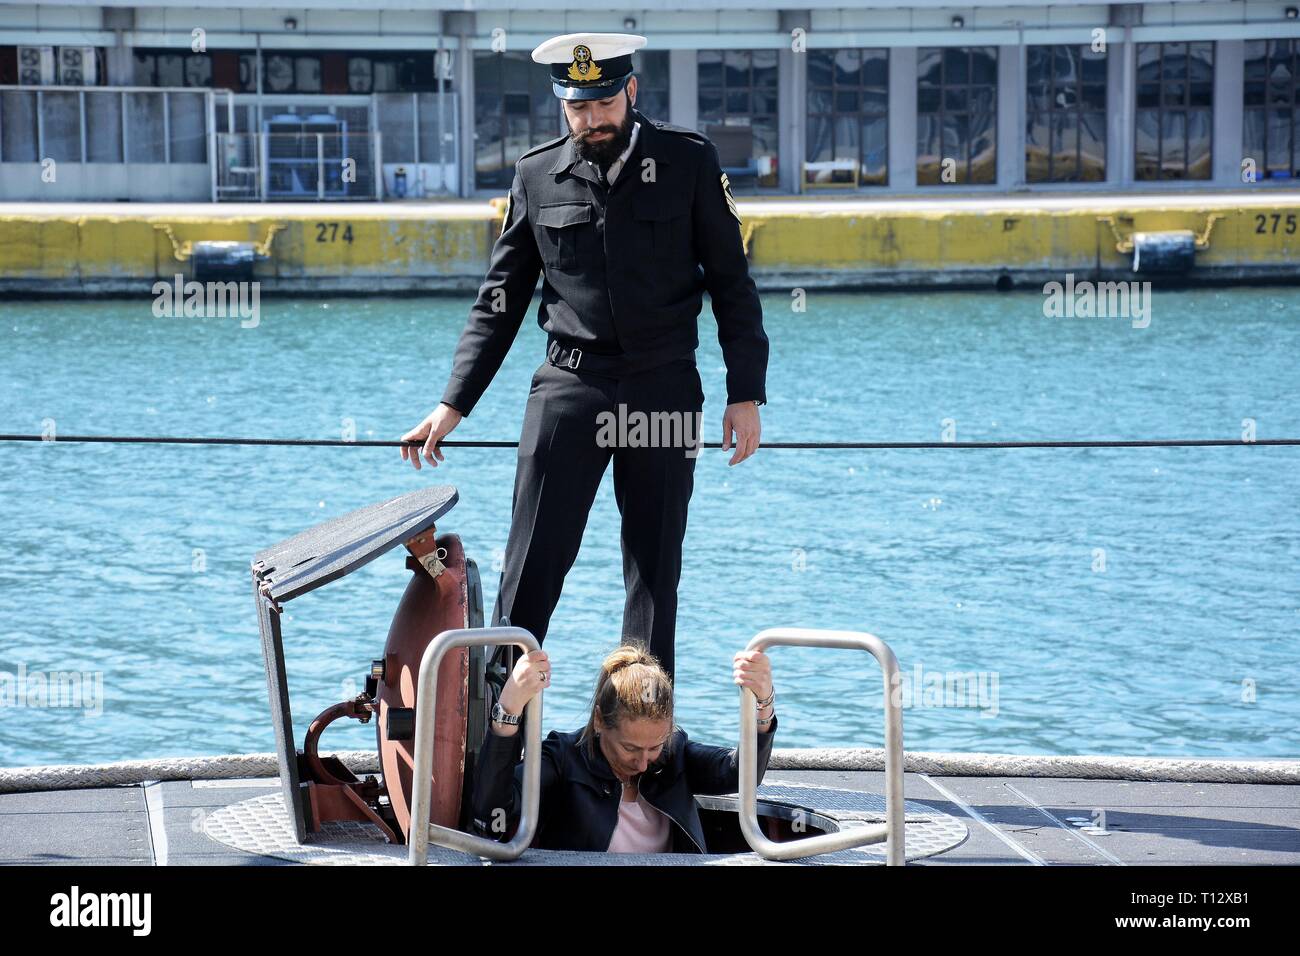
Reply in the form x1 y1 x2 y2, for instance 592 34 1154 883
407 626 542 866
738 627 905 864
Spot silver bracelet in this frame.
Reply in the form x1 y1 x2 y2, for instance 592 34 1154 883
755 688 775 709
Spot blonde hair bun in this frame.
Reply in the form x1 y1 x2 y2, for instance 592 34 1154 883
580 641 675 756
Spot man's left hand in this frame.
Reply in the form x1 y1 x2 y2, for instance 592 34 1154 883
722 402 761 466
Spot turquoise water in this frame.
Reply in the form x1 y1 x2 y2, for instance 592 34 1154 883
1 288 1297 766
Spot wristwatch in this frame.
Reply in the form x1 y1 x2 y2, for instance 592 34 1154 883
491 700 521 726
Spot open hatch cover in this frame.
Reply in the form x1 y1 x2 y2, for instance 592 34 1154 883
252 485 460 842
252 485 458 603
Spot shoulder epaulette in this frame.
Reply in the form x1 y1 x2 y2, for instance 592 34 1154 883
518 132 570 161
650 119 708 144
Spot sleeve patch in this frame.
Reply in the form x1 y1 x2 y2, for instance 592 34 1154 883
720 172 741 224
500 190 513 235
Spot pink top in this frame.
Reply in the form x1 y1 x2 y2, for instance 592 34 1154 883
606 785 672 853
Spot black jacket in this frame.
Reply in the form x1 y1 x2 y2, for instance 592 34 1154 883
470 714 778 853
441 107 769 418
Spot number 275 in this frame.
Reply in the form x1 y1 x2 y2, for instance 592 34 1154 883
1254 213 1297 235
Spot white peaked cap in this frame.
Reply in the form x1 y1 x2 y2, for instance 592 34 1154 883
531 33 647 64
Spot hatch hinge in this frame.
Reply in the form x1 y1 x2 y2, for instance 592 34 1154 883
251 559 283 614
404 527 447 579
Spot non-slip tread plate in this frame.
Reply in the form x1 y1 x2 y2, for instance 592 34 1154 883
202 779 968 866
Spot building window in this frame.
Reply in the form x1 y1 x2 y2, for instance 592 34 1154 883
697 49 779 190
1135 42 1213 181
1025 45 1106 182
1244 39 1299 181
474 51 561 189
806 48 888 187
917 46 997 185
132 49 449 94
632 50 670 120
343 52 451 94
134 51 214 88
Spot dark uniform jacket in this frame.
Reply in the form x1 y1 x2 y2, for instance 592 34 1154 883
470 715 778 853
441 106 769 418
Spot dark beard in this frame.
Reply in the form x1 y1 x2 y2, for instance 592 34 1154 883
571 105 635 168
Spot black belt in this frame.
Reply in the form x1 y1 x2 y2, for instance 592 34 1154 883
546 338 695 377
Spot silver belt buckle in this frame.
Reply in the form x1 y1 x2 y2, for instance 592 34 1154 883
567 348 582 370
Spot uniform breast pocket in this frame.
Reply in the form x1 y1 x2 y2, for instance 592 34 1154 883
632 194 691 262
535 201 592 269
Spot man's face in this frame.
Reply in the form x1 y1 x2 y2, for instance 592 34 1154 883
564 76 638 166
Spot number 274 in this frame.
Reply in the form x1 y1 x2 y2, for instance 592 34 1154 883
315 222 354 243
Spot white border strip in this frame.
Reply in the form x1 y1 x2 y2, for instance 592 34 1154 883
1004 783 1126 866
919 773 1046 866
142 782 169 867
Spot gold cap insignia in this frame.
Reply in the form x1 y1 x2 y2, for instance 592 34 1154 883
567 45 603 82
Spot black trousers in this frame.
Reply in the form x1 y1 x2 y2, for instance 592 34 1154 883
490 356 704 684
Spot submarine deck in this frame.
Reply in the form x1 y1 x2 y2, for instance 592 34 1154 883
3 768 1296 866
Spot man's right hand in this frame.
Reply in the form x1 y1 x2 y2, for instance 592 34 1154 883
399 403 463 470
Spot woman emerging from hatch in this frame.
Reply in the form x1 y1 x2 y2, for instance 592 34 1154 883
470 643 777 854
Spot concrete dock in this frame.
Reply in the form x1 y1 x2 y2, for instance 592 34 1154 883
2 190 1298 295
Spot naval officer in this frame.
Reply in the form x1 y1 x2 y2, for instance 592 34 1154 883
400 33 768 684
